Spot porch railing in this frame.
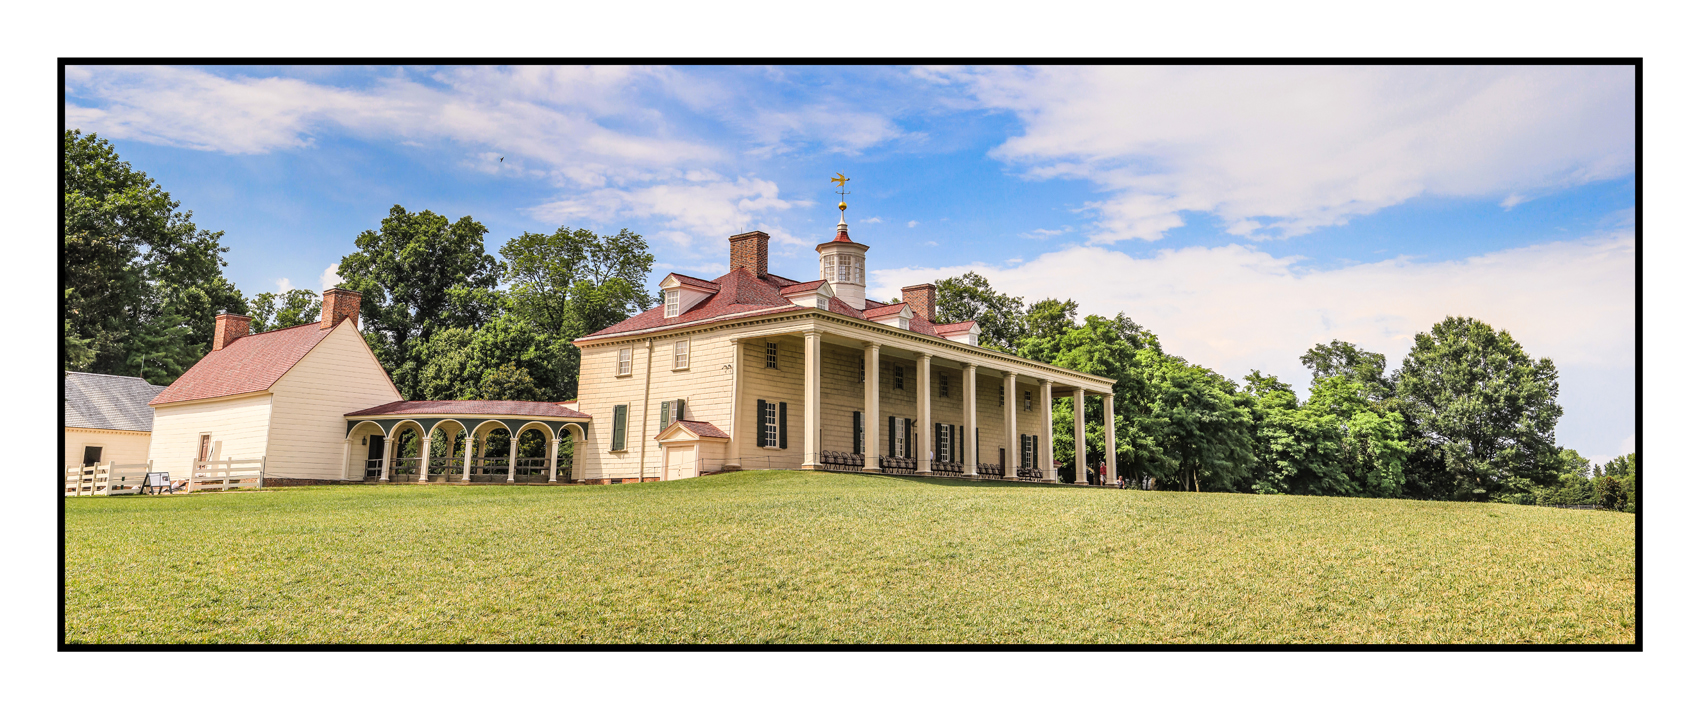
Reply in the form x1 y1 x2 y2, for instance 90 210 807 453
64 461 154 496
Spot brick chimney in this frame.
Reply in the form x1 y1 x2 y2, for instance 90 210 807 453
729 231 769 278
320 288 362 330
901 283 937 323
212 312 252 351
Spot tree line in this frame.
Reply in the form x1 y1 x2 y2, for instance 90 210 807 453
935 272 1636 508
64 130 1633 506
63 131 653 406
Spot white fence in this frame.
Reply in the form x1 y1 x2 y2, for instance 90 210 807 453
186 457 266 492
64 461 154 496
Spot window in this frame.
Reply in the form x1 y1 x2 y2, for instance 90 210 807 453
1024 390 1032 411
82 446 103 466
853 258 863 284
664 289 680 317
1022 435 1036 468
673 340 690 369
611 405 628 451
894 364 904 391
816 296 829 310
838 261 849 282
890 417 909 457
859 358 865 383
659 398 686 431
822 255 834 281
757 399 786 448
617 348 632 376
766 342 778 369
198 434 211 461
935 423 952 463
999 386 1005 407
939 374 949 399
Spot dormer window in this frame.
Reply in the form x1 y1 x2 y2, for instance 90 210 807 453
664 290 680 317
658 274 717 319
816 296 829 310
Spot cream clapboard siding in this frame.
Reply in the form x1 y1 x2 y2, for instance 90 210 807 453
63 428 152 469
266 320 403 480
148 393 273 474
735 334 806 469
576 329 740 480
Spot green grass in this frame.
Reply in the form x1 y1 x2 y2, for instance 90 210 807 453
64 470 1635 644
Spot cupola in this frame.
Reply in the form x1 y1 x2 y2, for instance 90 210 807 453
816 198 869 307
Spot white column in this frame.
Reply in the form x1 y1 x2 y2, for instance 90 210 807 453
378 432 393 481
461 428 475 482
418 427 433 482
963 364 978 476
1004 372 1018 477
802 332 822 470
864 344 881 472
548 432 561 483
1073 388 1087 485
1041 379 1056 482
340 437 352 481
1103 393 1117 486
917 354 932 473
728 338 743 468
506 429 517 482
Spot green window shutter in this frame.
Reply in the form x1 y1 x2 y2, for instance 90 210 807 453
853 412 863 455
902 419 911 457
888 416 896 458
612 404 628 451
676 399 686 422
778 402 788 450
756 399 767 447
659 401 671 432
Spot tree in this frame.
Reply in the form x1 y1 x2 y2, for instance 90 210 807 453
1140 354 1257 492
248 289 322 332
498 226 655 400
336 205 503 399
480 362 543 401
1395 316 1563 500
63 130 246 382
1019 298 1079 356
1596 476 1627 512
1245 370 1345 495
411 310 562 402
1033 314 1165 480
934 272 1027 352
1301 339 1394 402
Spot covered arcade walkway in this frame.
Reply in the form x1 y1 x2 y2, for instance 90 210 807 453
343 400 591 483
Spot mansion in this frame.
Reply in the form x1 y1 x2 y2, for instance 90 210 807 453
137 213 1118 486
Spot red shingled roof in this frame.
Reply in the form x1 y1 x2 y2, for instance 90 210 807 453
934 321 976 335
665 272 721 291
778 280 829 296
150 322 335 406
656 419 729 440
575 263 976 345
345 400 590 418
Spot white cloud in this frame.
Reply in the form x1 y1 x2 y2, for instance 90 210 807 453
528 176 807 248
64 65 718 170
931 66 1634 243
907 220 920 228
872 231 1634 395
319 264 341 291
1021 226 1073 240
1501 193 1530 209
743 104 907 157
862 216 883 224
273 278 292 293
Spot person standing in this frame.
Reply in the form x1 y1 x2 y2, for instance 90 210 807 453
1097 460 1107 486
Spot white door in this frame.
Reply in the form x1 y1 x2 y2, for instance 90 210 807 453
664 446 698 480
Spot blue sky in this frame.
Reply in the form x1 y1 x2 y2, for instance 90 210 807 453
64 64 1636 465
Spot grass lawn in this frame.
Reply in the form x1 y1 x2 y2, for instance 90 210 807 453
63 470 1636 644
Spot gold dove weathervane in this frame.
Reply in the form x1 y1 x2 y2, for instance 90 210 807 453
832 172 850 215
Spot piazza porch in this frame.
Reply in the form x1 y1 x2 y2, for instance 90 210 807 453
343 400 591 484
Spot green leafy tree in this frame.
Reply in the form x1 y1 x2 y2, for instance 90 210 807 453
63 130 246 382
934 272 1027 352
1244 371 1346 495
498 226 655 400
336 205 503 398
480 362 544 401
1301 339 1394 402
248 289 322 332
1595 476 1627 512
1396 316 1563 500
1601 453 1636 512
1140 354 1257 492
411 311 562 401
1034 314 1164 480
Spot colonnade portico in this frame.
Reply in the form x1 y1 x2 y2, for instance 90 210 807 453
341 401 592 484
786 326 1118 484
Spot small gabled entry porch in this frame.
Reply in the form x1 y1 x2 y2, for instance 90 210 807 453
343 401 591 483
